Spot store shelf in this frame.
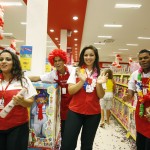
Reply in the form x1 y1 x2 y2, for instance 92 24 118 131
112 73 136 141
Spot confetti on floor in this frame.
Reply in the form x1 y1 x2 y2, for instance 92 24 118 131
76 116 136 150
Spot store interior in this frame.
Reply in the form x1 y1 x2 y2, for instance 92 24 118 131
0 0 150 150
0 0 150 64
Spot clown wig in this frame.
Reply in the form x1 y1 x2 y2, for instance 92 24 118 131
48 49 67 66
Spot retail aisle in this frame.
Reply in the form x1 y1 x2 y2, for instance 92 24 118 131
76 116 136 150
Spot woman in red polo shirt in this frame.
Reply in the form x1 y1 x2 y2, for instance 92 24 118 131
0 49 37 150
62 45 107 150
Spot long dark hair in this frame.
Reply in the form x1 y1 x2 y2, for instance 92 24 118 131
78 45 100 76
0 49 25 86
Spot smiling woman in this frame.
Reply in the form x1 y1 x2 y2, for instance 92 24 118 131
0 49 37 150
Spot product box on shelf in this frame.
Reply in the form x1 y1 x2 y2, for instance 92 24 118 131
28 82 61 150
128 110 136 137
122 105 129 127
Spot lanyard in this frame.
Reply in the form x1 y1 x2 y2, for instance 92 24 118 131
1 78 14 99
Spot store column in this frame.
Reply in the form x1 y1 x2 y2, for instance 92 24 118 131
26 0 48 75
60 29 67 51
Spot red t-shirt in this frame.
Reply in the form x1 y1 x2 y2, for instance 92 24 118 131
69 78 100 115
0 90 28 130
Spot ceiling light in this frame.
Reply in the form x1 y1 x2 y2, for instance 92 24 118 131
98 35 112 38
2 33 13 36
50 29 54 32
0 44 9 47
0 2 23 6
118 48 128 51
15 40 24 43
138 37 150 39
74 38 78 41
126 44 138 46
75 44 78 46
20 22 27 25
73 30 78 33
97 48 101 50
115 4 142 8
104 24 123 27
73 16 78 20
94 42 105 45
113 52 122 54
55 38 58 40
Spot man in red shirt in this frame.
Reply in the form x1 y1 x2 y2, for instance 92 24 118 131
123 49 150 150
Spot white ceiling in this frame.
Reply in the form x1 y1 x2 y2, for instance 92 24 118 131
1 0 150 63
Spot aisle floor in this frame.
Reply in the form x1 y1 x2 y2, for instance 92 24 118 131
76 116 136 150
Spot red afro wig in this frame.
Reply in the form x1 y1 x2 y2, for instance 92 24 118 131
48 49 67 66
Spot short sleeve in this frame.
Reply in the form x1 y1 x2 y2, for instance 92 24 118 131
67 67 77 84
128 71 137 91
23 76 37 99
40 70 57 83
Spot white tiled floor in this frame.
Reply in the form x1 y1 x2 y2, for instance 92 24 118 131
76 116 136 150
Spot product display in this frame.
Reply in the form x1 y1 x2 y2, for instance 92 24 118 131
112 74 136 140
28 82 61 150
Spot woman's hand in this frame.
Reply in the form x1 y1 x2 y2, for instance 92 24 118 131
145 107 150 122
97 71 108 84
13 95 25 106
76 68 87 82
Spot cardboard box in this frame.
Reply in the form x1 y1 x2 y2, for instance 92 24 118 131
28 82 61 150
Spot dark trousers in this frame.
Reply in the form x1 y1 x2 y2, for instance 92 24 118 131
136 132 150 150
60 120 66 149
61 110 101 150
0 122 29 150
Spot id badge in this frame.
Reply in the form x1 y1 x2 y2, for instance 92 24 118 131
143 88 147 95
0 98 4 109
62 88 66 94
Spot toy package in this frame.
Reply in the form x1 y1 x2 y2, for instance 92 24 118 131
28 82 61 150
128 110 136 137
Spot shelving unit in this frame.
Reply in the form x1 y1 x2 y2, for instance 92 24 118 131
111 74 136 141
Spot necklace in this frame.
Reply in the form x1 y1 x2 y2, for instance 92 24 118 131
136 67 150 117
80 66 98 93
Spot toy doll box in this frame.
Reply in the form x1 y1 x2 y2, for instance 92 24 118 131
28 82 61 150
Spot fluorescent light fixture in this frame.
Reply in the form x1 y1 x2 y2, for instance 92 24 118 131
113 52 122 54
115 4 142 8
118 48 128 51
138 37 150 40
0 44 9 47
104 24 123 28
2 33 13 36
126 44 138 46
94 42 105 45
20 22 27 25
0 2 23 6
98 35 112 38
15 40 24 43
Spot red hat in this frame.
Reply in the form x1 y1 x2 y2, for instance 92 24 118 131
48 49 67 66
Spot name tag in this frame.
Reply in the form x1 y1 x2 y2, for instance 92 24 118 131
62 88 66 94
0 98 4 109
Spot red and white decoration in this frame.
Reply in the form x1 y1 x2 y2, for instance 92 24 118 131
112 54 123 68
0 5 4 40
